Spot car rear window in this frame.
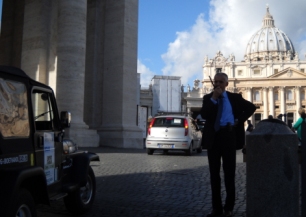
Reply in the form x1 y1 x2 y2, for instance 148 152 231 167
152 117 184 128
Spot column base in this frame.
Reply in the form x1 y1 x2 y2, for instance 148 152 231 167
98 125 143 149
65 124 99 147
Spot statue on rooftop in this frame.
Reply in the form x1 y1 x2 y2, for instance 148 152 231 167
193 79 200 90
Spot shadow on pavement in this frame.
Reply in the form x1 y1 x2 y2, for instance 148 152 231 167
37 148 247 217
80 146 208 157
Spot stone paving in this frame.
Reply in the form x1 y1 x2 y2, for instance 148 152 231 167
36 147 248 217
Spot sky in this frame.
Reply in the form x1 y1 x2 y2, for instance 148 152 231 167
1 0 305 90
138 0 306 89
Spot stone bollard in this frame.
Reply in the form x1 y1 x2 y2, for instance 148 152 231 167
246 118 299 217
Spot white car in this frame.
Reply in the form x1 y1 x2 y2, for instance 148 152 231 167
146 115 202 155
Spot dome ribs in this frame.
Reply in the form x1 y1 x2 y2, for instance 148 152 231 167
245 6 296 62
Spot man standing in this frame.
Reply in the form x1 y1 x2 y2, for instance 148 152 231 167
201 73 256 217
246 120 254 132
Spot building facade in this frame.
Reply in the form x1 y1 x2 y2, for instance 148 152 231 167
151 75 182 116
138 75 184 138
185 6 306 126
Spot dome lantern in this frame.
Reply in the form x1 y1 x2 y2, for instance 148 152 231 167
262 5 275 28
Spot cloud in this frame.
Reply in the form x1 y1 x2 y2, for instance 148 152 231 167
160 0 306 86
161 13 215 85
137 59 155 88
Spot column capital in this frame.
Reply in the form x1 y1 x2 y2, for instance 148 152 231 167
262 87 268 91
245 87 252 91
294 86 301 90
268 86 274 91
279 86 286 90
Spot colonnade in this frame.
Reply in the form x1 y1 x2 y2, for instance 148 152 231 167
246 86 302 121
0 0 143 148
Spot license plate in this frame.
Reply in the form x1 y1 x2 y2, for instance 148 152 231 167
157 144 174 148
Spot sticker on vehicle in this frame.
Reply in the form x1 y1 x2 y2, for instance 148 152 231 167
173 119 181 124
44 132 55 185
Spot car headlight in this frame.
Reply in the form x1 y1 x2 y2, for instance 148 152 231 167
63 139 78 154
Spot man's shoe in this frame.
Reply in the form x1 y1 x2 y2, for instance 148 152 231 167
224 210 233 217
206 210 223 217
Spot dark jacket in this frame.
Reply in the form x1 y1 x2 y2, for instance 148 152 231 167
200 91 256 150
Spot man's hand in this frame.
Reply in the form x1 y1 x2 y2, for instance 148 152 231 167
212 86 222 100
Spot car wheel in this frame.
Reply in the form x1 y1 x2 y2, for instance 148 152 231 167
64 166 96 214
9 188 37 217
185 143 193 156
163 150 168 155
147 148 154 155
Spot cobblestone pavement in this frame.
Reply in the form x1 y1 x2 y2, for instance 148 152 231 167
37 147 248 217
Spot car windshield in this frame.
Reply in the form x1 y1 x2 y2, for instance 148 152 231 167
153 117 184 128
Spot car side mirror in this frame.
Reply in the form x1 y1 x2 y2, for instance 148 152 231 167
60 111 71 128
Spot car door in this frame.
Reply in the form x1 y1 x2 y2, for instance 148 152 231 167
32 87 63 194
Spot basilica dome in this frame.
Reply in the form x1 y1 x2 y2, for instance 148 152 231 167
244 6 296 61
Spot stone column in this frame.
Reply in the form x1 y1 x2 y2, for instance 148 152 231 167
0 0 24 66
263 87 268 119
246 87 253 102
21 0 47 82
268 86 274 117
295 86 301 119
57 0 99 147
84 0 105 129
280 86 286 119
246 87 254 123
229 64 234 78
21 0 58 92
97 0 143 148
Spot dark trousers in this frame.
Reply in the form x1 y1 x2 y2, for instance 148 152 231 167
207 127 236 212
